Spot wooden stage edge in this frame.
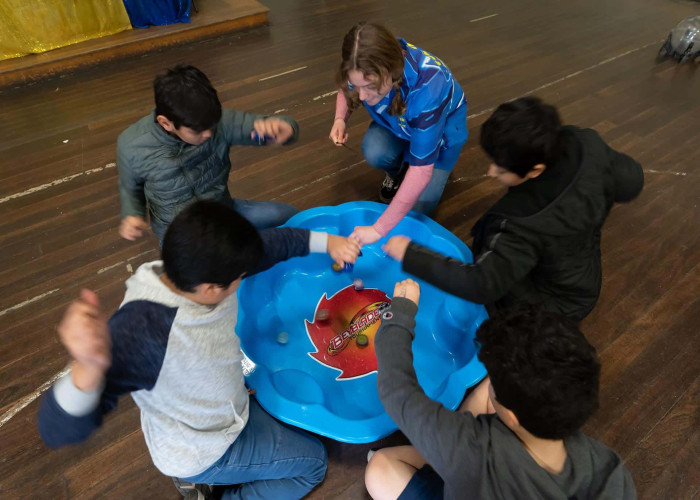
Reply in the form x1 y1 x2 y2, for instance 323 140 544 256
0 2 269 88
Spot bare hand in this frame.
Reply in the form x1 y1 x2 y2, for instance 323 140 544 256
350 225 382 246
252 119 294 145
382 236 411 262
392 279 420 306
58 290 112 391
119 216 149 241
329 118 348 145
327 234 361 266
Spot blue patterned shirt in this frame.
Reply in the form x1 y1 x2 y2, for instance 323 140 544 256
352 38 468 168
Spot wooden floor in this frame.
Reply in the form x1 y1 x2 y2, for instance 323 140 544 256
1 0 699 498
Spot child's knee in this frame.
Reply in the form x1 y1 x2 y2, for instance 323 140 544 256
364 449 391 495
362 138 387 169
306 438 328 485
361 132 401 170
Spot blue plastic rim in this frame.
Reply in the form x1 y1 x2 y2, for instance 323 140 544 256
237 201 488 443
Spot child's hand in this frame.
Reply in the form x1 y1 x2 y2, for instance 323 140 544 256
119 216 149 241
329 118 348 145
382 236 411 262
393 279 420 306
350 225 382 245
252 119 294 145
327 235 361 266
58 290 112 392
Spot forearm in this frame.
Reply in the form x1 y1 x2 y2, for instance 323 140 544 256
375 298 422 426
118 174 146 219
222 109 265 145
403 243 492 303
252 228 327 274
334 91 352 122
38 371 104 448
376 298 475 473
373 165 433 236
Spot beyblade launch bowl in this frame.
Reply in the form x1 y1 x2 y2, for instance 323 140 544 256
236 202 488 443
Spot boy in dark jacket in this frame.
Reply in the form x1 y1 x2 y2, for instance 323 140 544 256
39 200 361 499
366 280 636 499
383 97 644 321
118 65 300 243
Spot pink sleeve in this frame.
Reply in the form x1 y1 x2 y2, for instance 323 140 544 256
373 165 434 237
334 90 352 121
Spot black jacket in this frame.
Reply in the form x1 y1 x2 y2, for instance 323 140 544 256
403 126 644 320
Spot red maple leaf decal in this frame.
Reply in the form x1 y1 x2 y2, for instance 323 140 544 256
306 286 391 379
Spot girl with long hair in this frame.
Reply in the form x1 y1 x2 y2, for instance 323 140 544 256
330 22 468 244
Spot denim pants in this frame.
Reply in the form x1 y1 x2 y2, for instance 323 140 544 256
182 398 328 500
230 198 299 230
152 198 298 243
361 122 463 215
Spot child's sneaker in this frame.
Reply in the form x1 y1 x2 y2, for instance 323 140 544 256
379 164 409 203
379 161 408 203
380 174 400 203
172 477 215 500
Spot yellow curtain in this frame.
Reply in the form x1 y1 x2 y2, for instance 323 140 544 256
0 0 132 61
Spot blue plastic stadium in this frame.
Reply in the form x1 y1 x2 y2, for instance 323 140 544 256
236 201 488 443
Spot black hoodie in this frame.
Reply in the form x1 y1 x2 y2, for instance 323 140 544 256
403 126 644 320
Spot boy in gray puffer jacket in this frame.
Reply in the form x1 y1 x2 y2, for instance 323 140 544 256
118 65 299 243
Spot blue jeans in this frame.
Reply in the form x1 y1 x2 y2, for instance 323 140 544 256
182 398 328 499
361 122 463 215
153 198 298 244
230 198 299 230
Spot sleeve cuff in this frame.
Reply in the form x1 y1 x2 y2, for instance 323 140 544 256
53 370 103 417
309 231 328 253
373 222 389 237
389 297 419 317
380 297 419 340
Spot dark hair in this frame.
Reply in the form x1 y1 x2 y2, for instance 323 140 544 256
480 97 562 177
336 22 406 116
475 304 600 439
162 200 263 292
154 65 222 132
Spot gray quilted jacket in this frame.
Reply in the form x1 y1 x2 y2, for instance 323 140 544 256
117 109 298 237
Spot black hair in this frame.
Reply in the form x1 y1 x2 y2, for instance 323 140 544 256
475 303 600 440
162 200 263 292
154 65 222 132
480 96 562 177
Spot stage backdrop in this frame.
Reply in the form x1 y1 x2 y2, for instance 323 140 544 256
0 0 132 61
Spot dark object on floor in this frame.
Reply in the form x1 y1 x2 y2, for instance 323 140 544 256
658 16 700 63
172 477 215 500
379 162 409 203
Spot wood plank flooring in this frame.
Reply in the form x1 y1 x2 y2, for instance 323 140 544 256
1 0 698 498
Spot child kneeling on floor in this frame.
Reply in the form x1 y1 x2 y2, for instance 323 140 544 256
38 200 361 499
367 280 636 499
383 96 644 322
